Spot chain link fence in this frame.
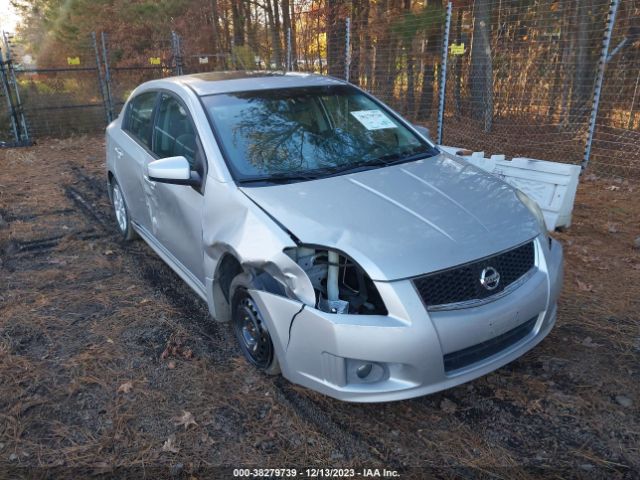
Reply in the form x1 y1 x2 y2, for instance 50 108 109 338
439 0 639 178
1 0 638 178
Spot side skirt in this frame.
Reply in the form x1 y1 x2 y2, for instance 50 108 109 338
132 221 208 302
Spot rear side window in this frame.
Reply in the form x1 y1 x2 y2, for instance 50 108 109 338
125 91 157 148
152 93 198 166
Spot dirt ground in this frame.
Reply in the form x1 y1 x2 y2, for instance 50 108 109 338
1 136 639 479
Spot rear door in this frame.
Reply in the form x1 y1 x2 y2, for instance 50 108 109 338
115 90 158 231
147 91 206 283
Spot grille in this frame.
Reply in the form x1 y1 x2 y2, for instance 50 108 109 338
443 316 538 373
413 241 535 307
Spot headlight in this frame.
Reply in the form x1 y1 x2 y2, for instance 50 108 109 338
516 189 548 236
284 246 387 315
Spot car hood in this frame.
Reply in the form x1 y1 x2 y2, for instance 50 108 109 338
240 153 540 281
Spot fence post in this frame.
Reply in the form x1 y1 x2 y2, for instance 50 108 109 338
437 2 453 145
100 32 114 123
91 32 110 126
171 31 184 76
2 31 30 144
0 44 19 144
344 17 351 82
581 0 620 172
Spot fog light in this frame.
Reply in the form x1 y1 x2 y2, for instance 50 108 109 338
356 363 373 379
346 359 387 384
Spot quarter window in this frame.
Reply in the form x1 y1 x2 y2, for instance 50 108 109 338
152 94 198 167
125 91 157 148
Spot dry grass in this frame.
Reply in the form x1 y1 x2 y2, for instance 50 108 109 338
0 136 638 477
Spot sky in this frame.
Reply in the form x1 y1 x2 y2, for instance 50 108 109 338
0 0 21 33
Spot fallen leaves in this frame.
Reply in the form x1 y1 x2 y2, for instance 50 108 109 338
173 410 197 430
117 381 133 394
576 279 593 292
162 435 179 453
439 398 457 414
606 222 621 233
582 337 602 348
161 337 194 361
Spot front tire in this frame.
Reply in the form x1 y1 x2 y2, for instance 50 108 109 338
110 178 136 241
232 288 280 375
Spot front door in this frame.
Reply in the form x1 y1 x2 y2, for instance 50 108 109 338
146 92 206 283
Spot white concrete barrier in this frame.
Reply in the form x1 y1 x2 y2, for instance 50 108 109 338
439 146 581 230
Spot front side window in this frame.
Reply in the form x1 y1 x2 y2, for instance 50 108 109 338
152 93 199 167
125 91 157 148
202 85 437 184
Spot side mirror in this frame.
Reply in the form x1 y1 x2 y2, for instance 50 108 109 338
147 156 201 187
413 124 431 139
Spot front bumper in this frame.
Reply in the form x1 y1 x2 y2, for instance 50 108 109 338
250 236 563 402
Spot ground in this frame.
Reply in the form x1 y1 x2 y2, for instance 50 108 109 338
0 137 639 479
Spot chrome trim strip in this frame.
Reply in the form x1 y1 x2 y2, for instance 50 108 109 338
426 268 537 312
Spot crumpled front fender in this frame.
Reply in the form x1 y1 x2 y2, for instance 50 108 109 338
201 182 316 319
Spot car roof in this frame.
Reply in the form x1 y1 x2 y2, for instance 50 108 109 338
168 71 346 96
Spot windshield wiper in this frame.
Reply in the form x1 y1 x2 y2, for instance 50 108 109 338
312 160 380 176
237 172 319 185
372 150 436 166
237 150 437 186
238 162 378 185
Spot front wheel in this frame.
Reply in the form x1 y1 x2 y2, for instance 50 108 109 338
110 178 136 241
232 288 280 375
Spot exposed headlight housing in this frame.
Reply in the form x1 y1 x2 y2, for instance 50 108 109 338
516 189 548 239
284 246 387 315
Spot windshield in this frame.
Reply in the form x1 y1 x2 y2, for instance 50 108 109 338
201 85 438 184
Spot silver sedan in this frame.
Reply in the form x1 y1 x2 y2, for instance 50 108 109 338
106 72 563 402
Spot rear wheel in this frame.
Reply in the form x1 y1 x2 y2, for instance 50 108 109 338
232 288 280 375
110 179 136 241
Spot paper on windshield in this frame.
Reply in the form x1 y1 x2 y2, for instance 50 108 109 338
350 110 397 130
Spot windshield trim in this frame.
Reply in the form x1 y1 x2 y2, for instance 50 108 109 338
199 83 440 186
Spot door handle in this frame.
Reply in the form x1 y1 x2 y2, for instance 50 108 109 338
114 147 124 159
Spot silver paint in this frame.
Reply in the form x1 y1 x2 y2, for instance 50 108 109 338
106 72 564 402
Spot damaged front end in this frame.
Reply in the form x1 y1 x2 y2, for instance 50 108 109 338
283 246 387 316
243 245 411 399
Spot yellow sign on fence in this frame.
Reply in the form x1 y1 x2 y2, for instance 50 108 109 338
149 57 161 65
449 43 465 56
67 57 80 65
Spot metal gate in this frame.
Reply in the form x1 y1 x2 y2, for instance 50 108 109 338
0 32 30 147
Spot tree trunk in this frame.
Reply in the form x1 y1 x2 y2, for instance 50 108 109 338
222 2 232 69
245 0 258 54
289 0 298 70
404 0 414 117
417 0 441 122
210 0 221 69
316 9 323 74
327 0 347 78
282 0 292 69
231 0 245 47
570 0 594 122
273 0 282 69
361 0 371 89
470 0 493 132
373 0 390 93
350 0 364 85
265 0 281 68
